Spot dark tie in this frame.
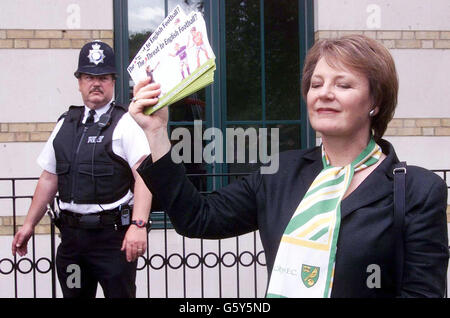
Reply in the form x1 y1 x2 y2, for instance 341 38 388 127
85 109 96 126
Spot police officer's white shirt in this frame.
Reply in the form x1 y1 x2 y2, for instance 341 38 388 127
37 101 151 214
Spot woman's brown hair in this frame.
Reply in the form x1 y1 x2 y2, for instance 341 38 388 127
301 34 398 142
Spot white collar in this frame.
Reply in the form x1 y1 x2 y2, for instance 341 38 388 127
83 100 113 123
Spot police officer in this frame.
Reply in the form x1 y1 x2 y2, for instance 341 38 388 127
12 41 152 298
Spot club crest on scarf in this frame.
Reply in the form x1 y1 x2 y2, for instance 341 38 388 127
301 264 320 288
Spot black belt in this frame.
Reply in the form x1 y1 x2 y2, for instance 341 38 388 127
57 205 132 230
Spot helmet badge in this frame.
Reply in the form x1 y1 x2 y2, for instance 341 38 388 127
87 42 106 65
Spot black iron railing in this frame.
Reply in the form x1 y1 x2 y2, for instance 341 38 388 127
1 169 449 298
0 173 267 298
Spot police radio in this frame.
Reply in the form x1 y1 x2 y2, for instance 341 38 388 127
97 101 115 130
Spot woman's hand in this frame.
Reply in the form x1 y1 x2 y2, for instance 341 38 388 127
129 77 171 162
129 77 166 132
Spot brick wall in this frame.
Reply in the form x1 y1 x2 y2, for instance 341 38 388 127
0 215 56 235
315 30 450 49
0 123 53 142
0 29 113 49
386 118 450 136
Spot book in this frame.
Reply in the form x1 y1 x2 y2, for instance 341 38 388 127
127 5 216 115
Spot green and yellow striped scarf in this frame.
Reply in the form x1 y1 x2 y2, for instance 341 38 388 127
267 138 382 298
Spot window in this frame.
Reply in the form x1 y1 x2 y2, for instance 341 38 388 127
114 0 314 185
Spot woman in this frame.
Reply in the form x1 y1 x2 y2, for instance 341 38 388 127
129 35 448 297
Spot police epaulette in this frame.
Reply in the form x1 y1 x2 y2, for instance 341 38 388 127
57 111 68 122
57 105 84 122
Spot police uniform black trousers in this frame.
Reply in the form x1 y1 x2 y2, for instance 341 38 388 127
56 225 137 298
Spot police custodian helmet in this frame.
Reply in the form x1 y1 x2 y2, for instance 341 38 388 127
74 40 117 78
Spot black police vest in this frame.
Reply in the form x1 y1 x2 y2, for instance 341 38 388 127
53 104 134 204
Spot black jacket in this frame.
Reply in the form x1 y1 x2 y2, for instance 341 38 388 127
137 139 448 297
